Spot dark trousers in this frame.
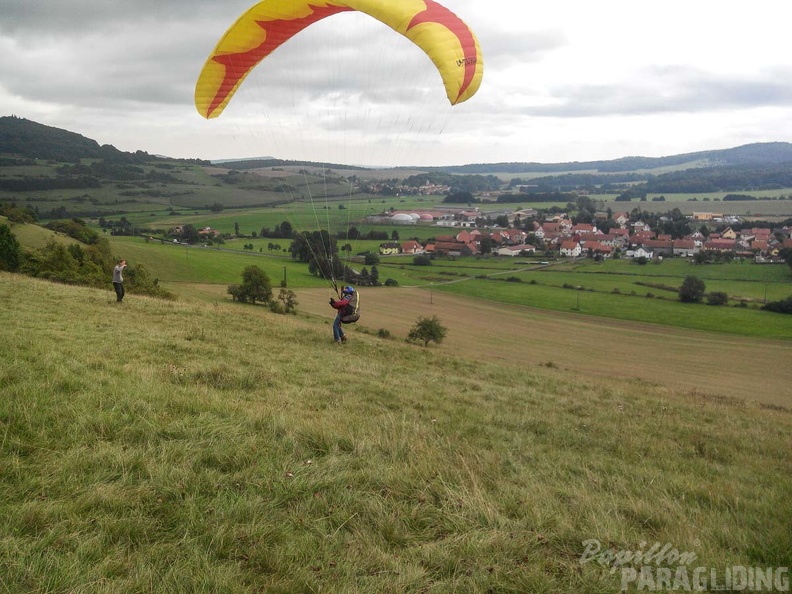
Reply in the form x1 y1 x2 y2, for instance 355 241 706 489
333 313 345 341
113 282 125 302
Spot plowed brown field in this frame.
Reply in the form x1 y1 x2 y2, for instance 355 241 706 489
296 287 792 407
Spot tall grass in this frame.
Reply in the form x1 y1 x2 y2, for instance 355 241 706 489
1 273 790 592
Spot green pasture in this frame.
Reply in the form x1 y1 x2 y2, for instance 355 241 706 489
132 200 462 243
430 276 792 340
368 256 792 338
8 216 792 338
106 236 327 290
97 236 792 338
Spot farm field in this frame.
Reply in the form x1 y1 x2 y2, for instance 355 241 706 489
294 287 792 407
372 257 792 337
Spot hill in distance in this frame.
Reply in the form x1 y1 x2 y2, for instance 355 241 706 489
0 116 207 165
4 115 792 174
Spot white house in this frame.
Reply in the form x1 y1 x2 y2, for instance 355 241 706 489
497 244 536 257
560 240 582 257
628 246 654 259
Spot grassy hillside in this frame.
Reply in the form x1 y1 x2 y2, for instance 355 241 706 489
1 273 790 592
0 215 77 250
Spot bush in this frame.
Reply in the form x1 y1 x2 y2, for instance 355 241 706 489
762 296 792 314
413 255 432 266
0 223 21 272
275 289 298 314
384 278 398 287
706 291 729 306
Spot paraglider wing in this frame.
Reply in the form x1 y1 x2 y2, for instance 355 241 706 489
195 0 483 119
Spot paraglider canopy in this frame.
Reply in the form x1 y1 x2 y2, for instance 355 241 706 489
195 0 484 119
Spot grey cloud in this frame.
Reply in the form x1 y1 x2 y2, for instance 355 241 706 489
477 29 567 71
0 0 241 34
519 66 792 118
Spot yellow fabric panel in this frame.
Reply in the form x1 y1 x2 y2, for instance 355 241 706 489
195 0 483 119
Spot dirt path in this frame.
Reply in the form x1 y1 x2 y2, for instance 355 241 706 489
296 286 792 407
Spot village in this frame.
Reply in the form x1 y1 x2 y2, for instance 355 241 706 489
372 208 792 262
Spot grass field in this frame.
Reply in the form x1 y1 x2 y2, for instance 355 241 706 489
371 257 792 339
111 237 792 341
294 287 792 407
7 214 791 341
2 273 791 592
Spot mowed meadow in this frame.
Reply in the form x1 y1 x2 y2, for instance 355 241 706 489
294 287 792 407
2 273 791 593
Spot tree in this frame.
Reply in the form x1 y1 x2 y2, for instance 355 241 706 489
679 276 706 303
413 254 431 266
391 230 400 241
278 220 293 238
364 252 379 265
358 268 371 286
180 224 200 244
290 230 342 282
407 315 447 347
780 247 792 273
693 251 711 265
229 265 272 304
0 223 21 272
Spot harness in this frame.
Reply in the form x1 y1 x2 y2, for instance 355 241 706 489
340 291 360 324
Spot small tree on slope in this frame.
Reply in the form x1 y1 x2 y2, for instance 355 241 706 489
407 315 447 347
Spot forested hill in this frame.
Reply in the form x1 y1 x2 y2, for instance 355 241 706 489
0 116 207 165
3 115 792 178
429 142 792 174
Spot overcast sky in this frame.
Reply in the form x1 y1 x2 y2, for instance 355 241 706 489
2 0 791 167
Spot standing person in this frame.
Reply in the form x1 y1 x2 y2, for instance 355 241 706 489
329 285 359 344
112 259 127 303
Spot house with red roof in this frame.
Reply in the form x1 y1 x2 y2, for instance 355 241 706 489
401 240 423 255
672 240 697 257
704 239 736 253
560 240 581 257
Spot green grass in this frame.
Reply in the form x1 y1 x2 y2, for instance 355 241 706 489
106 236 327 289
1 273 791 592
1 216 77 250
368 255 792 339
9 218 792 336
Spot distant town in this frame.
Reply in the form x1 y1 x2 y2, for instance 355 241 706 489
366 207 792 262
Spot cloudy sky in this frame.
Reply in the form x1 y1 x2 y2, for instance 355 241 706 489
2 0 791 167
